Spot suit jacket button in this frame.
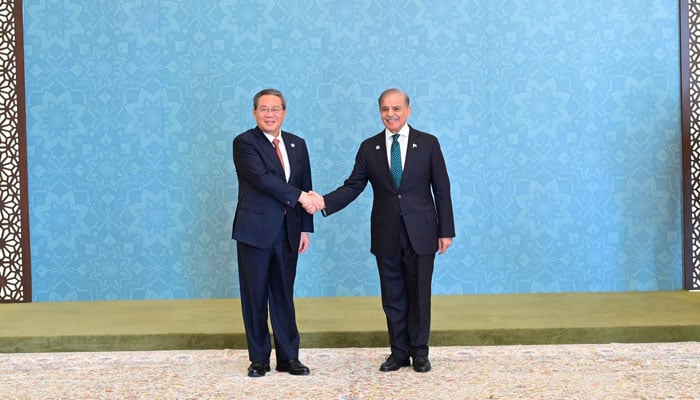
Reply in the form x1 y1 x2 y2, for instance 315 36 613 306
397 194 402 199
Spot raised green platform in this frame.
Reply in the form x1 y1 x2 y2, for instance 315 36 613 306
1 291 698 353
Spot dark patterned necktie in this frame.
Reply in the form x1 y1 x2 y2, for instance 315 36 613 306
391 134 402 188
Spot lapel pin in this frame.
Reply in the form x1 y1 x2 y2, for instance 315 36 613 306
291 143 295 148
412 143 418 148
375 145 381 150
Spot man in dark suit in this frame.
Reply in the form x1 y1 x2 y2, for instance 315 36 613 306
310 88 455 373
232 88 320 377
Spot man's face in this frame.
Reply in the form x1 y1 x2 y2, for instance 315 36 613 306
379 92 411 133
253 94 286 135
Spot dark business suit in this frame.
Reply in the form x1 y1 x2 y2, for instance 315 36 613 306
232 126 313 363
323 125 455 362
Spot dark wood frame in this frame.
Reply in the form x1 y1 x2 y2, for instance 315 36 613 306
15 0 31 301
681 0 699 290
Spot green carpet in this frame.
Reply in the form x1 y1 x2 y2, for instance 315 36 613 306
1 291 698 353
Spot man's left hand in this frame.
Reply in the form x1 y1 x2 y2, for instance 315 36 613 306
298 232 310 254
438 237 452 254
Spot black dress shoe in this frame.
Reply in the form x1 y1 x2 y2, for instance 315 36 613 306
276 359 310 375
379 355 410 372
412 356 431 373
247 361 271 378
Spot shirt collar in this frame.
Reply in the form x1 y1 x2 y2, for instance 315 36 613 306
385 124 409 140
263 131 283 143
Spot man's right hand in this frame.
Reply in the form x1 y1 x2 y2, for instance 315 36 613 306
298 191 325 214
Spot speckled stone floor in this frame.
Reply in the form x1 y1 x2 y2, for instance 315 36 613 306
2 342 699 399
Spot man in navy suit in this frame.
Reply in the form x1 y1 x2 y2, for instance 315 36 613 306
310 88 455 373
232 88 319 377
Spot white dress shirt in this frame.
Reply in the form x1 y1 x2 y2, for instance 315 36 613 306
385 124 409 169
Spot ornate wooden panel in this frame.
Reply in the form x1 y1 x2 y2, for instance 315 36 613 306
0 0 30 302
683 0 700 290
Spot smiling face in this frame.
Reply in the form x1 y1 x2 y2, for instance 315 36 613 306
253 94 286 136
379 91 411 133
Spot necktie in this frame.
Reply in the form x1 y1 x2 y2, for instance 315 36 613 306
390 134 402 188
272 138 284 169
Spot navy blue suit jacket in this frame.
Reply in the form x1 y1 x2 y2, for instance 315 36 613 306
231 127 313 250
323 126 455 256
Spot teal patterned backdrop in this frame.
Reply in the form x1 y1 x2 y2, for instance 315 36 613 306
23 1 682 301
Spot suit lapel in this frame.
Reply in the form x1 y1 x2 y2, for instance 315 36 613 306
370 132 394 187
281 132 297 181
401 126 421 185
254 127 285 176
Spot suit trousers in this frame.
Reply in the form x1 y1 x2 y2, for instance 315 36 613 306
375 218 435 362
236 220 300 363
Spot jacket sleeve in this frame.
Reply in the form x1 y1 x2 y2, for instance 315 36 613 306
430 138 455 238
299 141 314 233
322 145 369 217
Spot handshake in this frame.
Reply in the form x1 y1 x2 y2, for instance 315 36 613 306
298 191 325 214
